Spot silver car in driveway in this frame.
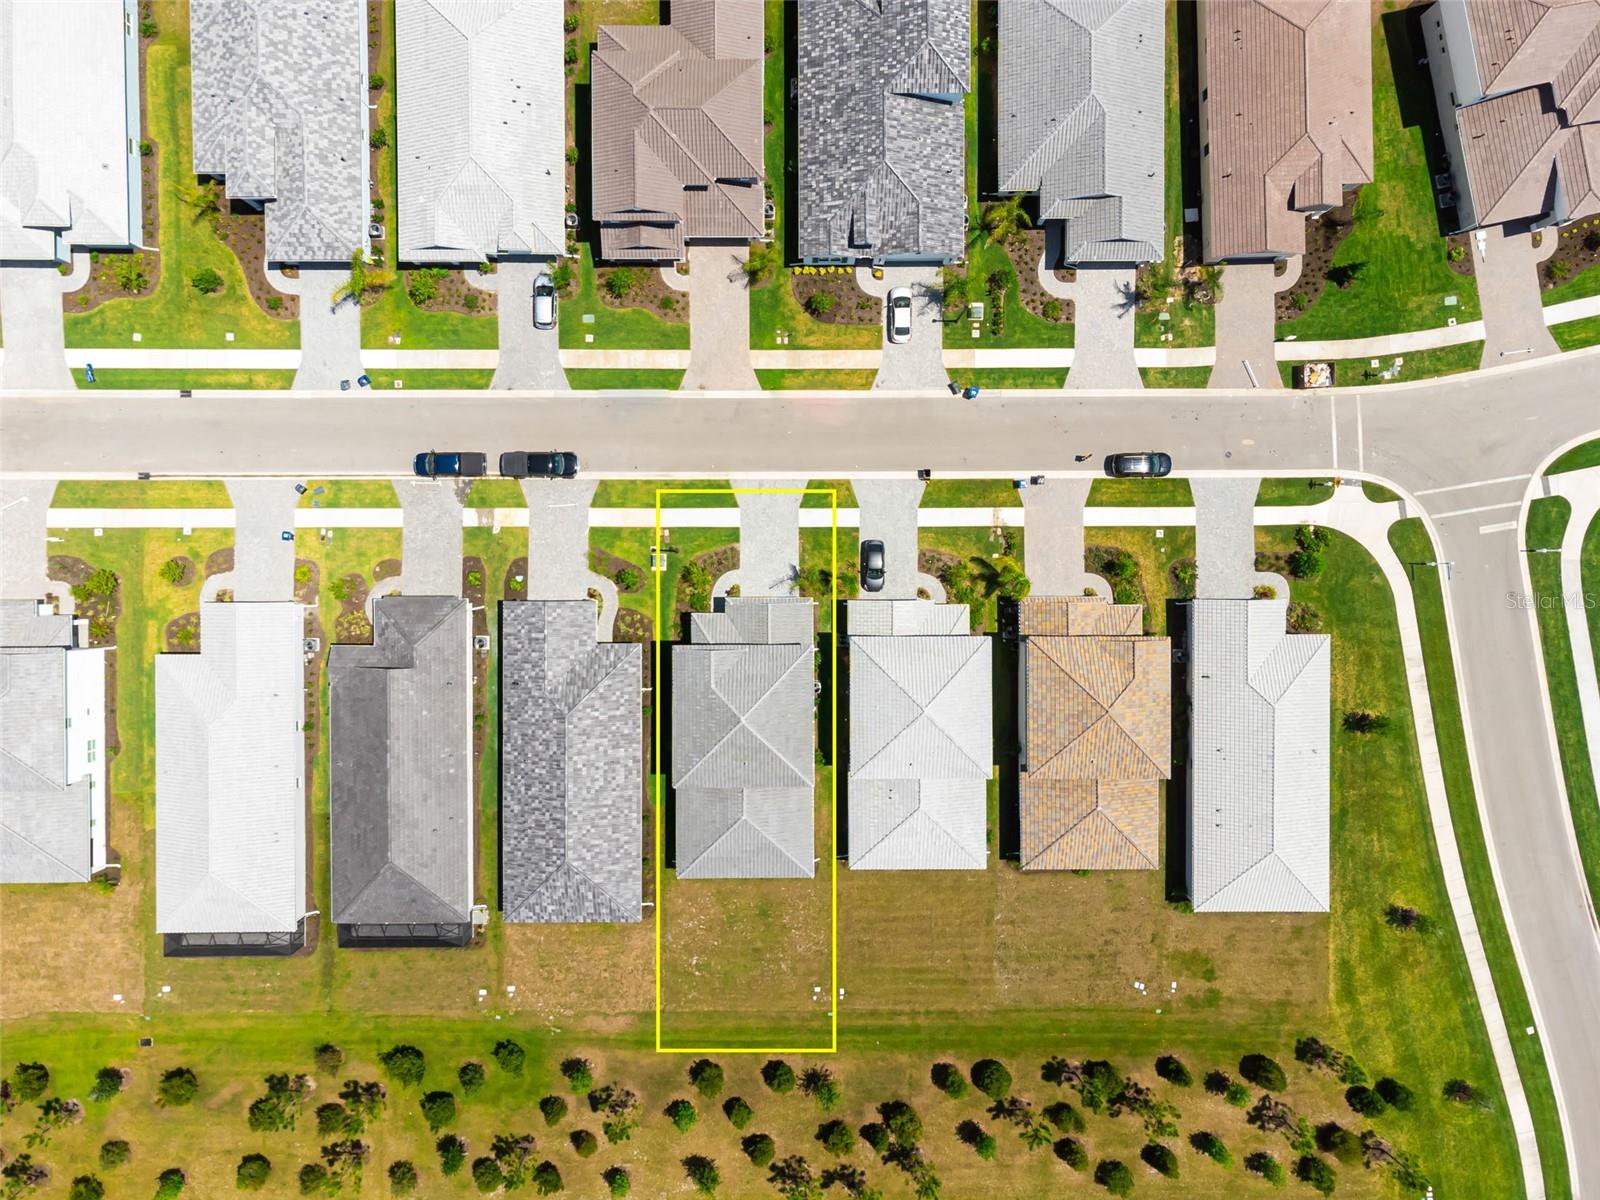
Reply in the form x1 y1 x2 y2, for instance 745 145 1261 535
887 287 912 344
533 273 557 330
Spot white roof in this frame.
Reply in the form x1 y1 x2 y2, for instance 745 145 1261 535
1189 599 1330 912
396 0 566 262
0 0 139 260
156 603 306 935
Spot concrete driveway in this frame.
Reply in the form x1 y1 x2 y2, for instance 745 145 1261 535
1192 476 1261 598
493 259 568 391
858 266 949 392
1021 478 1108 595
852 477 927 599
0 479 58 601
682 244 757 391
735 481 804 595
1475 227 1559 365
293 267 363 391
1210 260 1294 389
225 479 301 601
0 266 71 390
523 477 598 600
393 479 464 596
1066 267 1142 390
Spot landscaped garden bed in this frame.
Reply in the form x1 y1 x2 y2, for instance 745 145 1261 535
331 570 372 644
1542 219 1600 297
504 556 529 601
591 263 688 324
212 203 299 321
63 250 160 315
790 268 878 327
1275 191 1361 321
48 556 119 646
292 558 319 605
400 265 497 317
164 610 200 652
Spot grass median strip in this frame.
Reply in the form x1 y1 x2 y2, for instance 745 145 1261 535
72 368 296 390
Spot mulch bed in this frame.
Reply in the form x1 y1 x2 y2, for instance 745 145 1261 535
366 0 385 266
205 546 234 577
590 547 647 595
673 543 738 628
374 558 401 582
595 264 689 324
505 556 530 601
161 556 196 588
293 558 319 605
47 556 119 647
137 7 158 253
1446 232 1476 279
333 571 372 643
165 611 201 652
63 250 160 315
1007 229 1075 323
615 609 653 644
1276 190 1361 322
790 270 879 327
403 267 498 316
1543 220 1600 292
214 205 299 321
302 607 323 934
918 549 962 581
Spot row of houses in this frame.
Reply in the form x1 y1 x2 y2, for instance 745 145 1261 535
6 0 1597 269
2 584 1328 953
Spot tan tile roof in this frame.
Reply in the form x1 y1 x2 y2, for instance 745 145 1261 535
1019 595 1143 637
1465 0 1600 105
1199 0 1373 261
1021 779 1160 870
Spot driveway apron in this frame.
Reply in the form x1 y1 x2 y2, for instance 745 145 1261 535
1192 476 1260 598
0 266 71 390
226 479 301 601
1210 261 1289 390
523 477 599 600
493 259 568 390
682 245 758 391
735 481 804 595
293 267 363 391
0 479 58 601
1066 267 1142 390
852 477 926 599
394 480 465 596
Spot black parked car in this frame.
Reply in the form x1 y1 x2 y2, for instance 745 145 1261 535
499 451 580 479
1104 452 1173 479
860 539 886 592
413 450 487 477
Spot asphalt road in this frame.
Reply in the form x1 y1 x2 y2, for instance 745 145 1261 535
4 350 1600 1193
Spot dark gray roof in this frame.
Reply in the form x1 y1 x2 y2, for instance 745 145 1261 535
501 601 643 923
329 596 474 927
797 0 970 261
997 0 1165 264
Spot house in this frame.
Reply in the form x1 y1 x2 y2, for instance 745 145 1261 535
672 598 815 879
845 600 990 870
1 601 109 883
1197 0 1373 262
501 600 643 923
997 0 1165 267
396 0 567 264
0 0 143 263
797 0 970 263
1422 0 1600 232
190 0 368 265
590 0 764 263
329 597 474 947
1186 598 1330 912
156 602 307 955
1017 596 1170 872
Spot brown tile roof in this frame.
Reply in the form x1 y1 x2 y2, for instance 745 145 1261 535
1465 0 1600 106
1021 779 1161 871
1198 0 1373 261
1019 595 1144 637
590 0 764 261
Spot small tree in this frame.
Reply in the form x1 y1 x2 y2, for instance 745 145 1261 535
539 1095 567 1125
931 1063 967 1098
492 1039 526 1074
471 1157 503 1194
603 1166 631 1198
1042 297 1063 322
684 1155 719 1196
560 1058 593 1094
1021 1121 1054 1151
1375 1077 1414 1111
379 1046 425 1087
817 1119 855 1155
1224 1082 1251 1108
420 1090 457 1131
570 1129 598 1157
1094 1159 1134 1196
878 1100 922 1146
98 1140 131 1169
158 1068 199 1107
689 1059 724 1099
665 1098 698 1132
454 1061 486 1096
1239 1055 1287 1092
1296 1156 1336 1196
1190 1131 1232 1167
532 1160 562 1195
387 1160 418 1195
235 1154 271 1190
742 1133 776 1167
12 1062 50 1100
89 1067 125 1101
112 253 149 293
1044 1101 1085 1133
1055 1138 1088 1171
1141 1143 1178 1178
297 1164 328 1195
800 1066 841 1111
604 269 635 300
1154 1056 1191 1087
1245 1151 1286 1185
723 1097 754 1129
369 127 388 150
155 1168 187 1198
68 1178 105 1200
191 268 223 294
1317 1123 1363 1165
436 1135 467 1176
1342 710 1391 734
970 1059 1012 1100
805 291 836 316
1345 1085 1387 1118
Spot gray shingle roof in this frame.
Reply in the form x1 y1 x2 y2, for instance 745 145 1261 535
1188 598 1330 912
846 610 990 869
997 0 1164 265
190 0 368 264
673 597 815 878
396 0 566 263
329 596 474 927
797 0 970 262
156 602 306 935
501 601 643 923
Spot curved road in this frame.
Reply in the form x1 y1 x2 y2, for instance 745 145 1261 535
4 351 1600 1193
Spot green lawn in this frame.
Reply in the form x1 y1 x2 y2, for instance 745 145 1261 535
591 480 736 508
1256 478 1336 505
363 369 495 390
918 525 1025 632
296 480 399 508
73 368 296 390
557 246 689 350
1588 511 1600 685
1087 478 1194 507
964 367 1068 389
1273 8 1480 340
1524 497 1600 920
1363 481 1402 504
1388 519 1571 1199
1541 258 1600 306
920 479 1022 507
801 479 857 509
360 1 497 351
1550 313 1600 352
51 480 233 508
65 2 299 350
755 368 877 389
1277 341 1483 388
1140 366 1213 388
464 480 528 508
1545 439 1600 475
564 369 685 390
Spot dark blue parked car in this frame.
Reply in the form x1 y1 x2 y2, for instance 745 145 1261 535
413 451 488 477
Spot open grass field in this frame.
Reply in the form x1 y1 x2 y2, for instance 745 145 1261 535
1256 478 1336 506
1087 479 1194 508
51 481 232 509
64 1 300 351
72 368 297 390
1277 341 1484 388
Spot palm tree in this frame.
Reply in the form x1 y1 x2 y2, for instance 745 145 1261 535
981 194 1032 246
183 179 223 222
332 248 389 308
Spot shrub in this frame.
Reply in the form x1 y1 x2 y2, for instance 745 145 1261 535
191 268 223 294
532 1160 562 1194
1376 1077 1414 1111
1043 1101 1085 1133
155 1168 187 1198
570 1129 597 1157
492 1039 526 1074
1224 1082 1251 1108
970 1059 1012 1100
564 38 579 64
603 1166 631 1198
1385 904 1434 933
265 295 284 312
158 1068 199 1106
369 128 388 150
1239 1054 1287 1092
800 1066 841 1111
604 269 635 300
406 267 444 306
723 1096 754 1129
689 1058 724 1098
235 1154 271 1190
1141 1143 1178 1178
1055 1138 1088 1170
1342 710 1391 734
139 17 157 36
463 292 480 311
1448 244 1466 262
1443 1077 1483 1106
806 291 836 316
297 1164 328 1195
817 1119 855 1155
931 1062 967 1098
421 1090 456 1131
666 1098 697 1132
858 1121 890 1153
1154 1056 1191 1087
471 1157 503 1193
11 1062 49 1100
559 1058 592 1094
68 1179 105 1200
1254 584 1278 599
742 1133 776 1167
89 1066 125 1101
1042 297 1063 322
98 1140 131 1169
436 1135 467 1175
1190 1131 1232 1167
112 253 148 293
878 1099 922 1146
563 12 579 31
313 1044 343 1076
1287 546 1324 579
1550 259 1572 280
157 558 186 586
1094 1159 1134 1195
1345 1085 1387 1117
379 1046 425 1087
387 1160 418 1195
683 1155 719 1196
1296 1156 1336 1195
539 1094 568 1125
1317 1123 1363 1165
1287 601 1324 633
566 145 580 165
1245 1151 1286 1185
458 1062 486 1096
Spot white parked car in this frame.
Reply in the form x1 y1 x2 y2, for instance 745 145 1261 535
533 273 557 330
887 287 913 344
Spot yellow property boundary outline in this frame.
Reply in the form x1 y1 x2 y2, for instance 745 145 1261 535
653 486 839 1055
